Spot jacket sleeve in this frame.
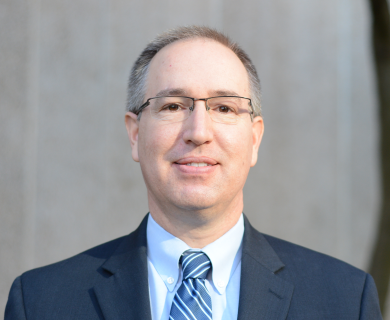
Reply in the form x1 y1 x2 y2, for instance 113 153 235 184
4 276 27 320
359 273 383 320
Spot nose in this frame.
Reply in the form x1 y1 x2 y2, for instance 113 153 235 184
182 100 214 146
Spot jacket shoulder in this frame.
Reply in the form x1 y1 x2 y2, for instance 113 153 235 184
6 215 149 319
260 233 382 318
22 235 126 282
242 225 381 318
6 234 139 320
262 233 366 279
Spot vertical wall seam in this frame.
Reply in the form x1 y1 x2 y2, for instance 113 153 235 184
336 0 353 261
104 0 112 230
24 0 41 269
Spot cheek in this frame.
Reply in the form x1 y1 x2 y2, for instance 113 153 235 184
138 121 182 162
215 125 253 165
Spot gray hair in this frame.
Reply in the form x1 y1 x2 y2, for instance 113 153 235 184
126 25 262 117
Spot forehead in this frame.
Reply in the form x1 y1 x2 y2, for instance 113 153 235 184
145 38 250 98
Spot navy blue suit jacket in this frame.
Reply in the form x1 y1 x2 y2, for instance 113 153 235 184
5 215 382 319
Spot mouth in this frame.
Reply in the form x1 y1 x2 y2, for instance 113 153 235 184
184 162 213 167
173 157 218 171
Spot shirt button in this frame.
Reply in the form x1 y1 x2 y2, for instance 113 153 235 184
167 277 174 284
217 280 225 288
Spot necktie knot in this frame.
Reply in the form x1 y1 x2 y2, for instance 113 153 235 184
181 251 211 280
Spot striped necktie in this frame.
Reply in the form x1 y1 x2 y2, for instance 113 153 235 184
169 251 212 320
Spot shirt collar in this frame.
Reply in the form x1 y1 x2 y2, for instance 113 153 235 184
147 214 190 292
146 213 244 295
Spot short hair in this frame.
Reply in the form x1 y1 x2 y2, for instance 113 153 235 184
126 25 262 117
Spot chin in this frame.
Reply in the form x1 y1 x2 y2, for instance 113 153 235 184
171 192 218 212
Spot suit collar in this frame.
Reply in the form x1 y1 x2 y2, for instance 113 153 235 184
237 215 294 320
93 214 152 320
242 215 285 273
91 214 293 320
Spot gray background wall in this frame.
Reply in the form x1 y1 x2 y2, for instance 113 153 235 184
1 0 388 317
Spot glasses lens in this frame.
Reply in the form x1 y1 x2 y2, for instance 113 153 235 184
207 97 252 124
149 97 192 122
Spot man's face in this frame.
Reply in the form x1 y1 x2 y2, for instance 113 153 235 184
126 38 263 216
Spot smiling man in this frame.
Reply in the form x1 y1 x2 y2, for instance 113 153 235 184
5 26 382 319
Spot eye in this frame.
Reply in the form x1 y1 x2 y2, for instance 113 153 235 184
217 105 234 113
162 104 181 112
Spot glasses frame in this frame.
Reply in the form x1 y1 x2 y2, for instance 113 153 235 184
136 95 254 121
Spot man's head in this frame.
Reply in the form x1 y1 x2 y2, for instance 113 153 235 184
126 26 262 118
125 26 264 241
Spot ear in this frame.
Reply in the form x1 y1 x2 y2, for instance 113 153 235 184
250 116 264 167
125 112 140 162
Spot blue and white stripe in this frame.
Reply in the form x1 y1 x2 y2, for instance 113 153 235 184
169 251 212 320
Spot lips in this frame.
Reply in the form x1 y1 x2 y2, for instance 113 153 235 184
173 157 218 174
174 157 218 166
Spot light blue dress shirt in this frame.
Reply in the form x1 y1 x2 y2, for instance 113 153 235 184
146 213 244 320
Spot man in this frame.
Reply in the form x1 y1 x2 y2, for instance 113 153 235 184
5 26 382 319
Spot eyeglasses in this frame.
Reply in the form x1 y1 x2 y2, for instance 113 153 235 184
136 96 254 124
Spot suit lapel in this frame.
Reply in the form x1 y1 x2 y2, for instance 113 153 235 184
93 215 152 320
91 214 293 319
237 216 294 320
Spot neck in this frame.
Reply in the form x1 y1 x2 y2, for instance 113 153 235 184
148 193 243 248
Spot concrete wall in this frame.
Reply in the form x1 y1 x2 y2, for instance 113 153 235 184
1 0 386 316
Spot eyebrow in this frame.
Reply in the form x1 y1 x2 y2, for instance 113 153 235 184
209 89 241 97
155 88 189 97
154 88 242 98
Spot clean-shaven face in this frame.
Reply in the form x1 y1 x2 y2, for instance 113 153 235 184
128 38 263 216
